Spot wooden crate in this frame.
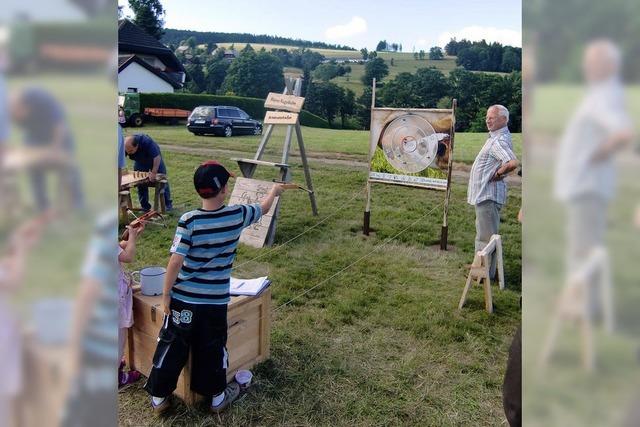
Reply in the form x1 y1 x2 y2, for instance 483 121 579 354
126 288 271 405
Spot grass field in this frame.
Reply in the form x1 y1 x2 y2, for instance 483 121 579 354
215 42 363 59
118 125 522 425
128 125 522 166
331 52 459 97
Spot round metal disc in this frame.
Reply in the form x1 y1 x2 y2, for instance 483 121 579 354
380 114 438 173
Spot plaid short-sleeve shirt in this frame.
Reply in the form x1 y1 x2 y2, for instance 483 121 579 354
467 126 517 206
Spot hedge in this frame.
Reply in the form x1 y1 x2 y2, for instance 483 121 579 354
139 93 330 129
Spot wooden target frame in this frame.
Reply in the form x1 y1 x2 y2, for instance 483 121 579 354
363 79 457 250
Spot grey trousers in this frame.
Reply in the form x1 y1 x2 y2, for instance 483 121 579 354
566 195 607 274
475 200 502 278
566 195 608 317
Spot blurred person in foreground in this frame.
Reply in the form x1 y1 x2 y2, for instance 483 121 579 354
0 27 9 161
554 40 634 312
0 215 50 426
9 87 85 212
61 212 118 427
467 104 519 279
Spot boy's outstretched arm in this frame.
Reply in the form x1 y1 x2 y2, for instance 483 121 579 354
162 253 184 315
260 184 286 213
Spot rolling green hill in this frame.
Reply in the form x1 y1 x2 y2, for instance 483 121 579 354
215 43 460 96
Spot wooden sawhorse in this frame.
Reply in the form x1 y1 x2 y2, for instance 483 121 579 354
458 234 505 313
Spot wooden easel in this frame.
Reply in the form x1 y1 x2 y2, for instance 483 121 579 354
231 77 318 247
458 234 505 313
539 247 613 371
232 77 317 216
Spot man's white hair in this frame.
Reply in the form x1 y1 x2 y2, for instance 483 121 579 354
489 104 509 122
586 38 622 74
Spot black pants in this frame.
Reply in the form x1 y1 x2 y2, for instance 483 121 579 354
144 299 228 398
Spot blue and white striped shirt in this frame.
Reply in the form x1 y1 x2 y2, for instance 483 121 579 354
169 204 262 305
467 126 517 206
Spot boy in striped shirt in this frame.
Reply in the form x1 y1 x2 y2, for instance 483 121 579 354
144 160 285 414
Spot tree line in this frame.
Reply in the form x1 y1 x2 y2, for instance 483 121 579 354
182 44 325 97
375 40 403 52
182 44 521 133
162 28 355 51
371 68 522 132
445 38 521 72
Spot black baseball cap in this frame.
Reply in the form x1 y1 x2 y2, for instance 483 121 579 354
193 160 235 198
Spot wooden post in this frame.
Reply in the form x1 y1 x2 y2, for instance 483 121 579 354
496 235 505 290
363 181 371 235
440 99 457 250
281 124 294 167
364 78 376 235
294 122 318 216
254 124 274 161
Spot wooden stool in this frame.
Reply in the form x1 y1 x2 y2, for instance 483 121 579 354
458 234 505 313
539 247 613 371
119 190 132 222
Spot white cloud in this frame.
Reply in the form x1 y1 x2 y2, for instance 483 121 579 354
436 26 521 48
325 16 367 41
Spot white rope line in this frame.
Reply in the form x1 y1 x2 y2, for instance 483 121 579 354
232 183 368 272
227 200 444 339
272 201 444 313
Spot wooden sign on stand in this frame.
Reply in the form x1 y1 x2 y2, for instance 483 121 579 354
264 111 299 125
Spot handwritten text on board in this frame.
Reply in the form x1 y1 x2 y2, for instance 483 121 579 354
263 111 299 125
228 178 280 248
264 93 305 113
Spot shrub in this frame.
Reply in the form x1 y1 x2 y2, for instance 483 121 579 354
139 93 330 128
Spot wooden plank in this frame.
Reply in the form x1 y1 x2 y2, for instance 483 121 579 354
368 179 447 192
264 93 305 113
264 111 299 125
120 171 167 190
368 172 448 190
231 158 289 168
228 177 279 248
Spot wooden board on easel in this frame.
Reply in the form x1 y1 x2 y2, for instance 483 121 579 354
228 177 280 248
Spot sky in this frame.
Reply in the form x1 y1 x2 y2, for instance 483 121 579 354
119 0 521 50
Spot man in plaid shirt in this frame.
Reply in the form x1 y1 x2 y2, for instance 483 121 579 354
467 105 519 278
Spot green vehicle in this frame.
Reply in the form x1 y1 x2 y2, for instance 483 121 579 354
118 92 191 127
118 92 144 127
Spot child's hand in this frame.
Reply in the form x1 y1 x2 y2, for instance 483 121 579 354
272 183 286 196
127 223 145 240
162 293 171 316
